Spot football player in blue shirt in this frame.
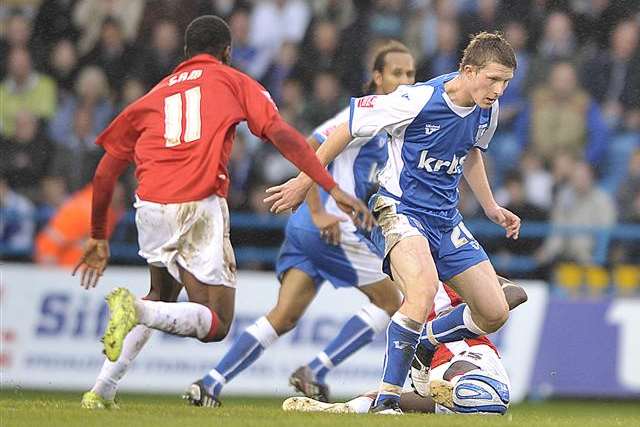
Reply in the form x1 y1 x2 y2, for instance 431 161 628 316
266 32 521 414
183 41 417 407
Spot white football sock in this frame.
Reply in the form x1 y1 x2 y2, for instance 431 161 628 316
92 325 152 400
135 300 213 339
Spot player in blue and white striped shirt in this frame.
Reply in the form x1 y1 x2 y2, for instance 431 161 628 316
266 32 522 414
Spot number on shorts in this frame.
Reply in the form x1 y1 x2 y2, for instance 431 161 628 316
164 86 202 147
451 222 475 249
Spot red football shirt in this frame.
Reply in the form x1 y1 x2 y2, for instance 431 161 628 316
96 54 285 203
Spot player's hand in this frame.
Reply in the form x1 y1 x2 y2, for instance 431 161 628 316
72 238 110 289
311 211 346 245
329 186 375 231
484 205 520 240
264 175 313 214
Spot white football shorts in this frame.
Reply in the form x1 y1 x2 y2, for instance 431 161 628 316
135 194 237 287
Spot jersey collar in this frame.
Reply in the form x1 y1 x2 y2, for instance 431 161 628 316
441 91 477 118
173 54 221 73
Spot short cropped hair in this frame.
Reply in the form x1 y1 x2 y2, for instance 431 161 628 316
184 15 231 59
459 32 517 71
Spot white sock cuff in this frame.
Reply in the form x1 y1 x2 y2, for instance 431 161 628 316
246 316 279 348
462 305 488 335
357 303 391 334
317 351 335 369
208 369 227 385
391 311 423 334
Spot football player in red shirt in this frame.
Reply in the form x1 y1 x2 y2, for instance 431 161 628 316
75 15 372 409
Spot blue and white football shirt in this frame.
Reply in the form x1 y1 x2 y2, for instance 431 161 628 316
289 107 389 235
349 72 499 224
277 107 389 288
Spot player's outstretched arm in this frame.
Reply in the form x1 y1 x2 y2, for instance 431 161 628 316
264 122 353 212
463 149 520 239
73 152 129 289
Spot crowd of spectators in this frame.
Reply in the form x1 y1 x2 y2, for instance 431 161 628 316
1 0 639 275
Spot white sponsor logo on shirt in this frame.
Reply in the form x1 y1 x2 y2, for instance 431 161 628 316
425 123 441 135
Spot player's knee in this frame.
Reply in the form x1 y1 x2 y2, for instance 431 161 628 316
270 315 299 335
200 318 232 343
481 306 509 333
367 287 402 316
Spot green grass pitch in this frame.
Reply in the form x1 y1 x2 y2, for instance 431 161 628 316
1 390 638 427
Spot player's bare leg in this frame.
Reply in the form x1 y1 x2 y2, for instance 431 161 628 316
103 263 234 364
371 236 439 414
415 261 507 360
186 268 318 407
293 278 401 402
83 266 182 409
410 276 526 398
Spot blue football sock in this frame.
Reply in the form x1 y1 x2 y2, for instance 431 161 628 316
309 316 374 384
375 312 422 406
419 304 486 352
202 317 278 397
308 304 390 384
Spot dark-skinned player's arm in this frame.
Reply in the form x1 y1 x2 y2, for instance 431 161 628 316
265 122 351 214
239 76 372 230
73 111 137 289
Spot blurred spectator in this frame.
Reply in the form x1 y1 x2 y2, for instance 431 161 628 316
34 183 124 267
582 19 640 130
0 11 40 78
520 151 553 210
50 105 106 192
73 0 144 55
493 170 547 257
526 11 583 92
80 17 137 92
32 0 79 56
0 111 54 194
277 78 307 129
292 19 342 91
118 77 146 110
38 176 69 217
228 8 259 77
416 19 460 80
0 47 57 137
310 0 356 30
135 20 182 89
458 0 499 42
136 0 201 46
46 38 79 96
0 174 35 256
228 134 260 211
262 41 299 105
515 61 609 166
617 148 640 222
248 0 311 80
457 180 481 219
368 0 407 40
536 161 617 265
572 0 637 48
413 0 459 60
498 20 530 128
48 66 114 149
611 149 640 262
301 71 344 130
